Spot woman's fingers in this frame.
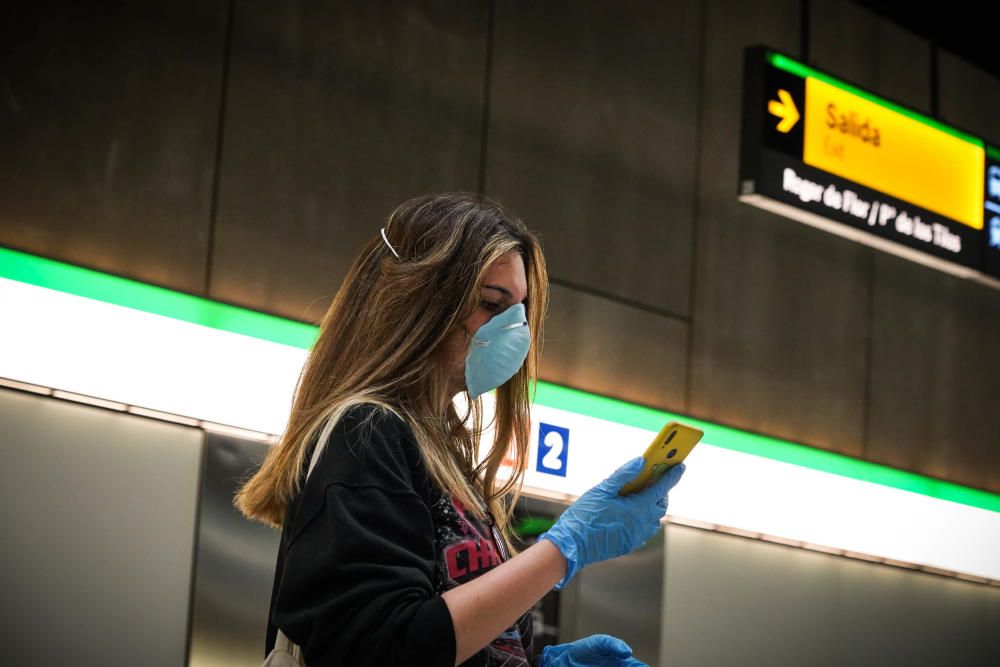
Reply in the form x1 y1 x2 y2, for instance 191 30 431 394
634 462 686 505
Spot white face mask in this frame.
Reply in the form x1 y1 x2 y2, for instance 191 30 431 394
464 303 530 399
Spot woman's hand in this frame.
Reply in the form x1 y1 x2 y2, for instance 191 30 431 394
538 634 648 666
538 456 685 589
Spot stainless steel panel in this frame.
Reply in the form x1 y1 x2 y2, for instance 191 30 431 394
517 493 665 660
661 524 1000 666
0 1 227 295
540 283 688 411
210 0 488 322
582 535 664 665
0 388 203 667
485 0 702 316
188 433 281 667
514 494 572 654
560 532 665 666
689 0 871 457
867 253 1000 492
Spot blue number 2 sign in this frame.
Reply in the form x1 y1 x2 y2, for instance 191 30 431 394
536 422 569 477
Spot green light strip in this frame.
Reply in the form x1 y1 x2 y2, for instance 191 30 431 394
767 52 984 149
988 146 1000 162
532 382 1000 514
0 246 318 349
4 245 997 513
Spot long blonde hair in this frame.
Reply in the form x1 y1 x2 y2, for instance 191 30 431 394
234 193 548 554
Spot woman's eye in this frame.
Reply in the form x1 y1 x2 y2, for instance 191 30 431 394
480 300 501 312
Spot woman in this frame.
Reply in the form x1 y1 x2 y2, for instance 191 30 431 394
235 193 686 666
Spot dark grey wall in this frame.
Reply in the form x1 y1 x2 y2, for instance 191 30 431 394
210 1 488 323
0 1 228 294
1 0 998 493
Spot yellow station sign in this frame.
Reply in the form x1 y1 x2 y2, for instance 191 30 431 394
802 77 984 230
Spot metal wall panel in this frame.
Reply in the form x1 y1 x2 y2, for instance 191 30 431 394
811 0 879 91
867 253 1000 491
539 283 688 411
688 0 871 457
485 0 702 316
0 1 227 294
661 524 1000 666
939 50 1000 145
923 50 1000 490
808 11 1000 492
811 0 931 119
559 533 665 666
875 15 932 115
209 0 488 322
189 433 281 667
0 388 203 667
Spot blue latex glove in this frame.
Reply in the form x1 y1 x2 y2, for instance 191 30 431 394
538 634 648 667
539 456 685 589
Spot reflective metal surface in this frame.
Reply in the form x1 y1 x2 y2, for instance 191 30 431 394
521 493 664 664
188 433 281 667
561 532 665 665
0 387 203 667
661 523 1000 666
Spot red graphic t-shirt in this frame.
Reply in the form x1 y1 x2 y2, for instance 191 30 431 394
430 492 534 666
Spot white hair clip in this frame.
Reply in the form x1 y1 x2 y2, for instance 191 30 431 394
380 227 401 259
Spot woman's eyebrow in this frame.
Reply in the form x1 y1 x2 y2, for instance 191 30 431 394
484 284 528 306
483 284 512 300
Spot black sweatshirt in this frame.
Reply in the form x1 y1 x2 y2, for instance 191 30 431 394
265 403 535 666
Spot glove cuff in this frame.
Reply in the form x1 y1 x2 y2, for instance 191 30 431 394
538 530 580 590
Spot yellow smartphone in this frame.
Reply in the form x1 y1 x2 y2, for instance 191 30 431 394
618 421 703 496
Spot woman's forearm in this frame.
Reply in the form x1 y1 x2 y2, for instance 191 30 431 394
441 538 566 665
